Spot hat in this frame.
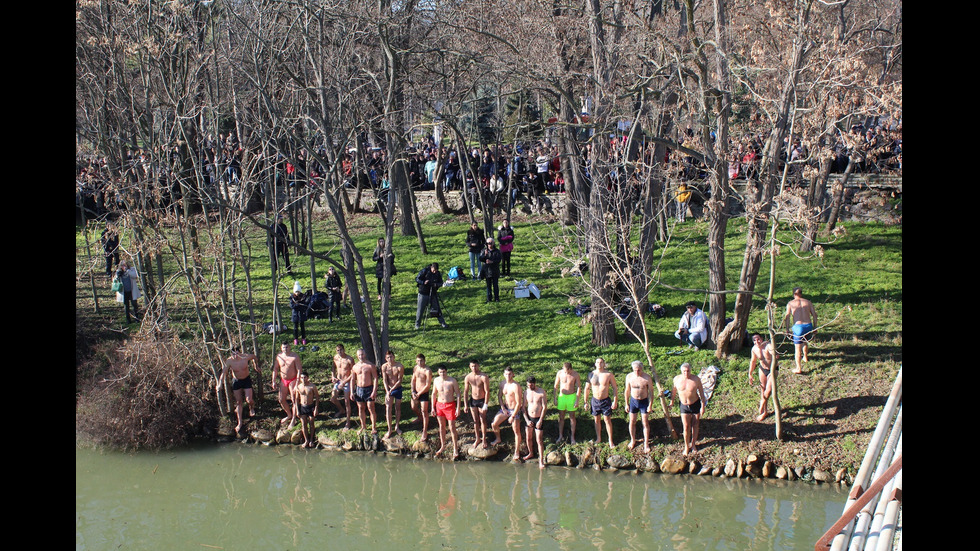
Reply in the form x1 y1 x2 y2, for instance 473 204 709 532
293 281 303 293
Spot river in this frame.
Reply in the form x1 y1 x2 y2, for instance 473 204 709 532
76 444 844 550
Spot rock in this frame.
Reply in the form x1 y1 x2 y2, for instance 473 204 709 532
318 434 340 449
712 466 723 477
793 466 806 479
342 440 357 451
251 429 274 443
564 450 577 467
746 454 760 466
835 468 848 483
634 456 658 473
661 456 687 475
383 434 407 452
786 467 797 481
468 444 499 460
724 459 737 477
762 461 773 478
697 466 712 476
545 451 564 466
776 466 789 480
275 429 291 444
580 447 595 466
688 460 701 474
745 461 762 479
813 469 833 483
607 454 633 469
411 439 433 454
736 459 745 478
290 431 304 445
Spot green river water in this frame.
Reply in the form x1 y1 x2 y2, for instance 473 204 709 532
76 444 844 550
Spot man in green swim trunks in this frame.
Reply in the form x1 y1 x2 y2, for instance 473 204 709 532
552 362 580 444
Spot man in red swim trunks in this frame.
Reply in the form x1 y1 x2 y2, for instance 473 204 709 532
432 365 462 459
272 342 303 429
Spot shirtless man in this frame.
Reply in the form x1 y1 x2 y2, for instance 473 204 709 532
380 350 405 439
623 360 655 453
432 365 463 458
410 353 433 441
523 376 548 469
749 334 778 421
784 286 817 374
292 371 319 448
330 344 354 429
216 348 261 434
553 362 580 444
463 360 491 449
272 342 303 429
350 348 378 435
490 366 524 461
671 362 707 456
582 357 618 448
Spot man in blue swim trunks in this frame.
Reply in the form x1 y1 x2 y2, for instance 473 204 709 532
784 287 817 374
583 358 618 448
381 350 405 439
623 360 654 453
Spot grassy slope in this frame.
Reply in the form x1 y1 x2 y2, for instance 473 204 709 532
76 211 901 472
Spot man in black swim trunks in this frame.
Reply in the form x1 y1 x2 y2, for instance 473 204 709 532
463 360 491 449
671 362 706 456
582 357 618 448
522 376 548 469
216 348 261 434
292 372 319 448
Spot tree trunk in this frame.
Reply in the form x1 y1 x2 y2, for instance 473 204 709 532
824 156 855 235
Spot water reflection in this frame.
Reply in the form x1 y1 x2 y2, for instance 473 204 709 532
77 445 844 551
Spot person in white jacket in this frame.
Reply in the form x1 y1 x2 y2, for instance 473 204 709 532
114 260 141 324
674 301 708 350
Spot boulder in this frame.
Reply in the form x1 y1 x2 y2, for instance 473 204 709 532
762 461 773 478
661 456 688 475
813 469 833 483
251 429 274 443
697 466 712 476
545 451 564 466
290 430 304 445
776 466 789 480
687 460 701 474
468 444 499 460
724 459 737 477
383 434 407 453
607 454 633 469
634 455 658 473
564 450 578 467
411 439 434 454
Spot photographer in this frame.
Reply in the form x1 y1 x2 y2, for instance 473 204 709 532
415 262 448 330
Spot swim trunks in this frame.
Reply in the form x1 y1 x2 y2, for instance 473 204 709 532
388 386 403 400
468 397 486 409
415 391 430 403
436 401 458 421
282 376 298 389
232 376 253 391
333 381 351 395
556 392 576 411
525 415 542 430
680 400 702 415
792 323 814 344
497 405 520 420
353 385 373 402
298 403 315 417
628 397 650 414
591 397 613 417
759 366 771 378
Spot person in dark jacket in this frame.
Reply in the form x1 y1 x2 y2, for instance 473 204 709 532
100 225 120 275
323 266 343 321
271 217 293 276
415 263 447 329
290 282 310 345
478 238 502 302
372 237 396 301
465 222 485 280
497 219 515 277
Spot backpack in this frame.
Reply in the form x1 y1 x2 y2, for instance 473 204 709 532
447 266 461 280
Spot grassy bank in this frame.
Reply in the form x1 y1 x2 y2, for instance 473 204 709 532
76 211 901 473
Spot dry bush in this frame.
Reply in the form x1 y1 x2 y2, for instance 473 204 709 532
75 332 217 450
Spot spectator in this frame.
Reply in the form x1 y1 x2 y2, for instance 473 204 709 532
289 281 310 345
479 237 502 303
323 266 343 321
100 225 120 276
465 222 485 280
497 219 515 277
115 260 141 324
674 301 708 350
414 262 448 329
372 237 396 301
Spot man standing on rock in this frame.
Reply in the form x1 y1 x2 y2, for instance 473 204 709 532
381 349 405 439
432 365 463 459
749 334 777 421
351 348 379 436
216 348 261 435
410 353 433 441
784 287 817 374
583 357 618 448
671 362 706 456
553 362 580 444
272 342 303 429
523 376 548 469
463 360 491 449
330 344 354 429
624 360 654 453
489 366 524 462
292 371 319 448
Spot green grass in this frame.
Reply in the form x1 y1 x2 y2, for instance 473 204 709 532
77 211 901 471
